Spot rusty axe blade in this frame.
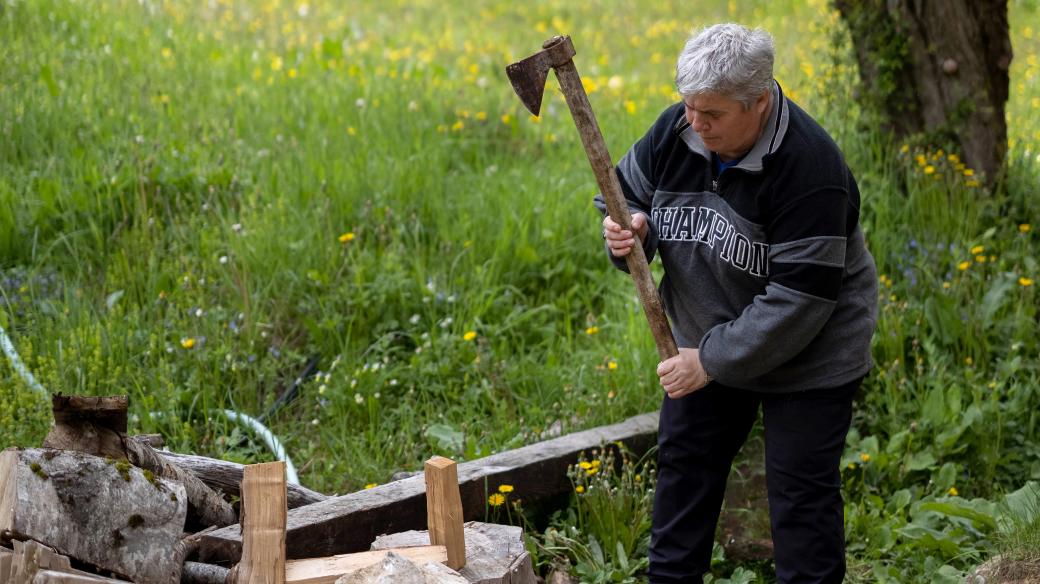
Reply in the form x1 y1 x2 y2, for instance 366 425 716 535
505 36 577 116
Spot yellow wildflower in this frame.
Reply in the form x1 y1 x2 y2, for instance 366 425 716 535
463 331 477 341
923 165 935 175
847 462 857 470
948 487 958 497
475 111 487 121
965 357 973 365
963 168 975 177
575 485 585 494
899 144 909 154
501 114 512 125
966 180 980 188
608 361 618 371
578 461 593 470
976 255 986 263
624 100 637 114
365 483 377 489
181 337 196 349
1020 277 1034 287
498 484 514 494
585 326 599 335
971 245 985 255
860 453 871 463
1020 224 1031 233
942 282 951 289
957 261 971 271
339 232 355 243
488 493 505 506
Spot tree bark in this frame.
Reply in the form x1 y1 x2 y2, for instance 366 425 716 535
835 0 1012 182
159 452 327 509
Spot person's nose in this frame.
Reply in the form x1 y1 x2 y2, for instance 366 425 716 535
689 110 709 133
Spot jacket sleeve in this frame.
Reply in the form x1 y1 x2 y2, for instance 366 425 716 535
593 105 681 272
698 181 855 385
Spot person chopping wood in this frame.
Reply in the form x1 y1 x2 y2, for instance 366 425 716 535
596 23 878 584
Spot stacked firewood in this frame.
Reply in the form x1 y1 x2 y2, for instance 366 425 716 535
0 395 553 584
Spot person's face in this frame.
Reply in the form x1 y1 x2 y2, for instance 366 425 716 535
682 91 769 161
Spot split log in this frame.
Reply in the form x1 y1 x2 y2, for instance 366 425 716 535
199 412 658 563
284 546 447 584
0 448 187 584
41 394 237 529
182 562 232 584
373 523 536 584
159 452 327 509
232 461 287 584
424 457 465 570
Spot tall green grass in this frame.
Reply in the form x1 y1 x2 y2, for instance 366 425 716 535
2 0 1039 578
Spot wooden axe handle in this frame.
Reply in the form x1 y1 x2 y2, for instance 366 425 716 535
552 60 679 360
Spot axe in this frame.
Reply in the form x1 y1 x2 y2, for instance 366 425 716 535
506 35 678 360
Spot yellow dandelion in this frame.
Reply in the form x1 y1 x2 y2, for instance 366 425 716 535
965 357 973 365
161 47 173 59
948 487 958 497
1020 224 1031 233
859 453 871 463
635 474 642 482
608 361 618 371
365 483 377 489
575 485 585 494
498 484 514 494
915 154 926 166
347 126 357 136
500 113 512 125
578 461 593 470
963 168 974 177
899 144 909 154
942 281 951 289
966 179 980 188
1020 277 1034 287
463 331 477 341
923 165 936 175
338 232 355 243
957 261 971 271
180 337 196 349
288 68 298 79
971 245 985 255
451 120 464 131
271 56 283 71
585 326 599 335
488 493 505 506
591 460 601 467
475 111 487 121
624 100 637 114
947 153 960 163
975 255 986 263
847 462 857 470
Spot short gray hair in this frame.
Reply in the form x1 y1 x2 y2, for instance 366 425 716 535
675 23 775 109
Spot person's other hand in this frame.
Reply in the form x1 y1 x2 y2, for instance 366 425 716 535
657 348 711 399
602 212 648 257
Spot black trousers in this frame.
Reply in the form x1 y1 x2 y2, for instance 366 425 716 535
648 378 861 584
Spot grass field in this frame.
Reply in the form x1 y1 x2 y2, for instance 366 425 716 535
2 0 1039 580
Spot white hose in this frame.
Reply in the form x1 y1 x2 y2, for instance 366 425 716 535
0 322 48 395
1 322 299 484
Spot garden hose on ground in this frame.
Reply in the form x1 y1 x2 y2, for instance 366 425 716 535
0 321 300 485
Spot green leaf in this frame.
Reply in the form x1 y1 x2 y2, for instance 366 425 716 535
906 450 937 472
106 290 125 311
980 274 1014 325
931 565 964 584
425 424 464 454
919 501 997 532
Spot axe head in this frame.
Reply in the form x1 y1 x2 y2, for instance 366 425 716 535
505 35 576 116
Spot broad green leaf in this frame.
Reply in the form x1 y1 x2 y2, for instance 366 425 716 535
906 450 937 472
919 501 997 532
981 274 1014 325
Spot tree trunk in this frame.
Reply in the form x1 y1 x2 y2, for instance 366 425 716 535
835 0 1012 183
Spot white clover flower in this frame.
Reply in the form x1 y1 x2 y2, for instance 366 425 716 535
354 393 364 404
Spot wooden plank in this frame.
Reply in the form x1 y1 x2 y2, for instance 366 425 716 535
236 461 287 584
0 448 187 584
199 411 658 563
284 546 447 584
160 451 327 509
424 457 466 570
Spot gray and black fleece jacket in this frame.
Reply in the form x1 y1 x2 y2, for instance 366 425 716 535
595 81 878 393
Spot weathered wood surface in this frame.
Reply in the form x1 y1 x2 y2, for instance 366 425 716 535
160 451 327 509
1 535 131 583
0 448 187 584
123 436 238 529
40 394 237 530
425 457 466 570
42 395 129 460
284 546 447 584
373 522 536 584
333 551 465 584
182 561 232 584
233 462 287 584
199 412 658 563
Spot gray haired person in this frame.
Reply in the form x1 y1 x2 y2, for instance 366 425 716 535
597 23 877 583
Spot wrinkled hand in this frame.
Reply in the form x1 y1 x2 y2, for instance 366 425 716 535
657 348 712 399
602 213 649 257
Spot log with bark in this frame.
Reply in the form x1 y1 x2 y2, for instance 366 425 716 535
0 448 187 583
159 451 327 509
42 394 237 529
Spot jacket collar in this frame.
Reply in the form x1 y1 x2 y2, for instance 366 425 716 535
675 80 789 172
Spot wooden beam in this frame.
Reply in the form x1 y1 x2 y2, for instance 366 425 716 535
284 546 446 584
234 461 287 584
424 457 465 570
199 411 658 563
